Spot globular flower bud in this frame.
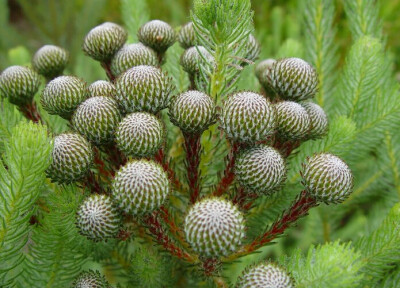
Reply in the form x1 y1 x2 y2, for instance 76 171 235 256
275 101 310 140
73 270 111 288
184 197 245 257
76 194 121 242
110 43 158 76
236 262 294 288
243 34 260 64
255 58 275 85
221 91 276 143
267 57 318 101
41 76 87 119
83 22 127 61
115 65 174 114
235 145 286 195
0 66 40 105
87 80 115 98
301 102 328 139
138 20 176 53
178 22 196 49
112 160 170 215
46 132 93 184
180 46 214 75
72 96 121 145
32 45 69 79
116 112 165 157
169 90 216 134
301 153 354 204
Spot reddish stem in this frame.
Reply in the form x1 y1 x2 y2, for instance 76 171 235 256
273 139 301 158
232 187 258 211
159 206 187 247
19 101 43 123
101 144 126 174
100 60 115 82
183 132 202 203
202 258 221 277
155 148 184 194
82 170 107 194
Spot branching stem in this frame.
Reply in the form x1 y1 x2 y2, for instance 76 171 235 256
19 101 43 124
100 60 115 82
183 132 202 203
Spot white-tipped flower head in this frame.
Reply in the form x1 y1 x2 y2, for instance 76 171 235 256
32 45 69 78
302 102 328 139
180 46 214 75
87 80 115 98
184 198 245 257
115 65 174 113
73 270 111 288
221 91 276 143
268 57 318 101
110 43 158 76
255 59 276 87
236 262 294 288
116 112 165 157
301 153 354 204
169 90 216 134
112 160 170 215
138 20 176 53
178 22 196 49
83 22 127 61
76 194 122 242
235 145 286 195
72 96 121 145
41 76 87 119
0 66 40 105
275 101 310 140
47 132 93 184
244 34 261 64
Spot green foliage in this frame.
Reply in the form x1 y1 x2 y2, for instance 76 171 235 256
121 0 150 42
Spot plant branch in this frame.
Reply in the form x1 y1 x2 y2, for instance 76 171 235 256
19 101 43 124
155 148 185 195
100 60 115 82
183 132 202 203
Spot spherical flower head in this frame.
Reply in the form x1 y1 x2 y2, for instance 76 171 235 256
83 22 127 61
236 262 294 288
46 132 93 184
301 153 354 204
115 65 175 114
180 46 214 75
255 58 276 85
220 91 276 143
178 22 196 49
184 197 245 257
110 43 158 76
32 45 69 78
76 194 122 242
244 34 261 64
112 160 170 215
72 96 121 145
268 57 318 101
87 80 115 98
275 101 310 140
41 76 87 119
0 66 40 105
73 270 111 288
138 20 176 53
235 145 286 195
302 102 328 139
169 90 216 134
116 112 165 157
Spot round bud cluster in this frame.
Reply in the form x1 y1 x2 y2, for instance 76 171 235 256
184 197 245 257
138 20 176 53
72 96 121 145
83 22 127 61
302 102 328 139
178 22 196 49
267 57 318 101
169 90 216 134
73 270 111 288
41 76 87 119
116 112 165 157
275 101 310 140
112 160 170 215
235 145 286 195
301 153 353 204
110 43 158 76
255 59 276 89
32 45 69 78
244 34 261 64
221 91 276 143
0 66 40 105
236 262 294 288
76 194 121 242
47 132 93 184
180 46 214 75
87 80 115 98
115 65 174 114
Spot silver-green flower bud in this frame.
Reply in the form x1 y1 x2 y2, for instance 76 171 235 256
301 102 328 139
178 22 196 49
73 270 111 288
255 59 275 84
180 46 214 75
87 80 115 98
138 20 176 53
32 45 69 78
275 101 310 140
244 34 260 64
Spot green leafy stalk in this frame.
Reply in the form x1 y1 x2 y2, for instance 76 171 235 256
121 0 150 42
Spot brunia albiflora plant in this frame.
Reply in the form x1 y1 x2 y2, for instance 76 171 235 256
1 0 400 287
